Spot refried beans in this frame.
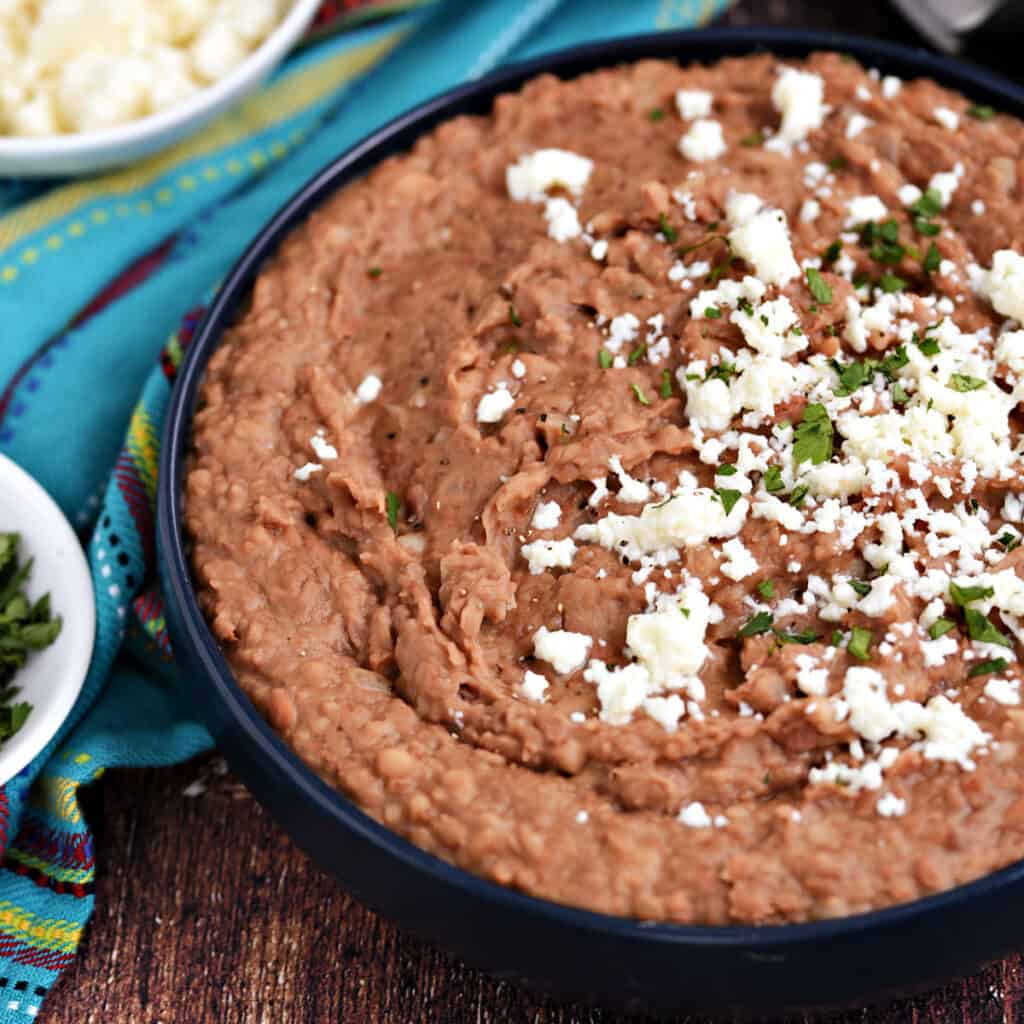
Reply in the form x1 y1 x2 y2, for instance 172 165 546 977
185 52 1024 925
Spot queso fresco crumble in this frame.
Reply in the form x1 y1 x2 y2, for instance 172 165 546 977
187 52 1024 925
0 0 287 136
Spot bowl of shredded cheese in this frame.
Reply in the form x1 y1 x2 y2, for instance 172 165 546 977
0 0 322 177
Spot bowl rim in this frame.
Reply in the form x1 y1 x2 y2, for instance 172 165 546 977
0 452 94 784
158 25 1024 948
0 0 322 159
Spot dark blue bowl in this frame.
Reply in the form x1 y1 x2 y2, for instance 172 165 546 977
157 28 1024 1016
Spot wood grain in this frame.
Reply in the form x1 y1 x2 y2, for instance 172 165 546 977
39 1 1024 1020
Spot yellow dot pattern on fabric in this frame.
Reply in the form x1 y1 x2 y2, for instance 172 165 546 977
1 135 303 283
0 901 84 953
0 29 415 286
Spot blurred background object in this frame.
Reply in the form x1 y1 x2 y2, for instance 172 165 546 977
892 0 1024 70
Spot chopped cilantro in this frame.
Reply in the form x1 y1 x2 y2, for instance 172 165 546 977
879 346 909 380
705 362 737 383
739 611 774 638
630 383 651 406
627 343 647 366
827 154 848 171
757 579 775 599
660 369 673 398
922 242 941 274
830 629 844 647
949 373 985 392
805 267 833 304
763 465 784 492
716 464 738 476
949 582 994 606
368 267 383 277
792 403 833 467
716 488 742 515
878 272 906 293
968 657 1008 678
928 617 956 640
648 107 665 122
916 333 940 357
789 484 809 507
509 304 523 327
598 348 613 369
774 628 819 645
879 219 900 243
892 381 909 405
822 240 842 264
967 104 996 121
738 297 754 316
913 217 941 237
964 608 1011 647
849 579 872 597
998 532 1021 552
679 605 691 617
658 212 678 243
834 359 871 396
910 189 943 219
740 130 765 147
704 305 723 319
385 491 402 532
847 626 874 662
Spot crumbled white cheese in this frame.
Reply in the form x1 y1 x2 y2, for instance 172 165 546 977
881 75 902 98
678 801 712 828
533 626 592 675
720 537 758 580
355 374 382 404
531 500 562 531
675 88 713 120
609 455 650 504
799 198 821 223
590 239 608 261
678 118 726 162
984 677 1020 706
476 385 515 424
511 358 526 379
309 434 338 461
933 106 959 132
543 197 582 242
293 462 322 482
726 196 800 286
506 149 593 201
520 671 549 703
876 793 907 818
976 249 1024 324
846 112 872 139
575 485 745 562
845 195 888 226
521 537 577 575
928 167 962 208
768 66 827 148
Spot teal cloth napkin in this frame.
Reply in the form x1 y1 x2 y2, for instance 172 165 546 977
0 0 729 1017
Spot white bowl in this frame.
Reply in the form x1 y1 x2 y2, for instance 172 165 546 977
0 0 322 178
0 454 95 785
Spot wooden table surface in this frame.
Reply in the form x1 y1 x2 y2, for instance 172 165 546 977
41 2 1023 1022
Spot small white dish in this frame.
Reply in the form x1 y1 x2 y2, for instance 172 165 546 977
0 453 95 785
0 0 322 178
